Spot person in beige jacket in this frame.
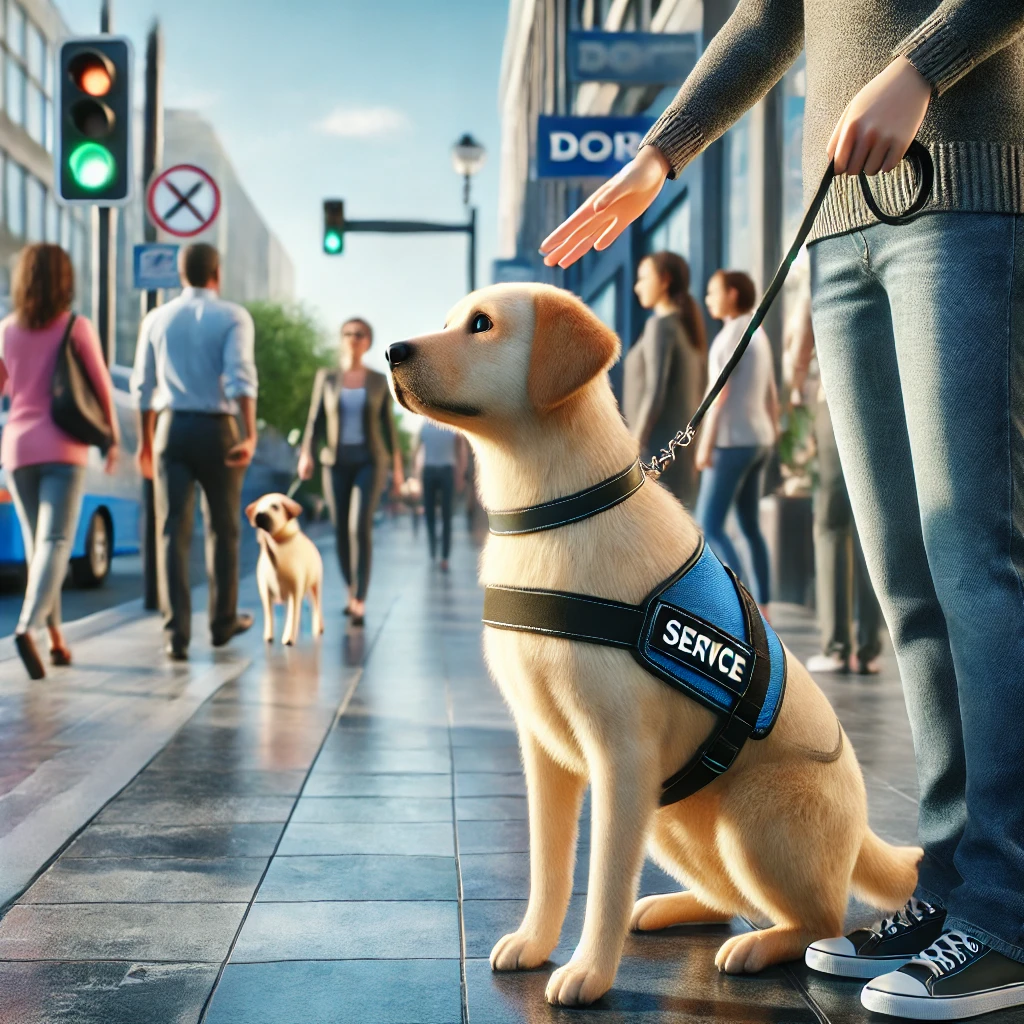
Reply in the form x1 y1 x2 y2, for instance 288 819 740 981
298 318 403 625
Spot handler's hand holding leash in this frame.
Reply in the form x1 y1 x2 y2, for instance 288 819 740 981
538 55 935 478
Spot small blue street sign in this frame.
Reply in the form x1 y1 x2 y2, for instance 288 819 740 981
133 243 180 289
567 32 698 84
537 115 654 179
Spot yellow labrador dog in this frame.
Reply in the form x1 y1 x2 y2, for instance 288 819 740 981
246 493 324 646
386 283 919 1007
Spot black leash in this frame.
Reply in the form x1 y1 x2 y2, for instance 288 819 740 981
643 140 935 478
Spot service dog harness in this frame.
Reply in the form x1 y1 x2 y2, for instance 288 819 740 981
483 460 787 806
481 141 936 806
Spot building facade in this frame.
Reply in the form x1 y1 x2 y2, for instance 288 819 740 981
0 0 92 318
497 0 808 389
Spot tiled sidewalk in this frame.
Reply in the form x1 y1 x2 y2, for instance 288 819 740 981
0 517 1013 1023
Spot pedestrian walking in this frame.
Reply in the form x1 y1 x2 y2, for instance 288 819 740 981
623 251 707 507
694 270 778 618
130 243 258 661
540 3 1024 1016
788 294 882 675
297 318 404 626
415 419 467 571
0 244 120 679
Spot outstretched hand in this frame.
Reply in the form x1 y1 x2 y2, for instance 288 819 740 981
539 145 670 268
828 56 932 176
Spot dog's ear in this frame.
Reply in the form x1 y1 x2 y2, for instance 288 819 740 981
283 497 303 520
527 288 620 412
245 501 260 526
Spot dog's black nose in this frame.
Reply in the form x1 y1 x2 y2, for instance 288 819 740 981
386 342 413 367
254 512 272 532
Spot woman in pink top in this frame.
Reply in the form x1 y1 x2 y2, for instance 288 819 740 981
0 244 119 679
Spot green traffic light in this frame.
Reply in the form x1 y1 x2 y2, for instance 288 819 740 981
324 230 343 254
68 141 116 191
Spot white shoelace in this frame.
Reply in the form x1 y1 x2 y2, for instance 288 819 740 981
915 931 983 975
877 897 936 937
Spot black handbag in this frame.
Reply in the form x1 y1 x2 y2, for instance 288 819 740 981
50 313 114 453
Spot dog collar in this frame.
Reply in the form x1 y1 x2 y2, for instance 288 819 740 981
486 459 645 536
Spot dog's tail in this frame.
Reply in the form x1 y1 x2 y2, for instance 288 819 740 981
850 829 922 911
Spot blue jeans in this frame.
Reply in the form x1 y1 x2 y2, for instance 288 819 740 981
810 212 1024 963
694 445 772 604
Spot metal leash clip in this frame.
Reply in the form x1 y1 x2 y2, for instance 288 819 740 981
642 425 695 479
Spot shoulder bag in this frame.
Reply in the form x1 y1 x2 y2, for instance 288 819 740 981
50 313 114 453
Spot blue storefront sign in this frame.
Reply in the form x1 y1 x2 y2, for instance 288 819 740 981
133 243 180 290
567 32 697 84
492 259 538 284
537 115 654 179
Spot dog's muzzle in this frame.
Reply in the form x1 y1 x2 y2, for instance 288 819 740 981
254 512 273 532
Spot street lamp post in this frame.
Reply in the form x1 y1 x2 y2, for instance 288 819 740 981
451 133 485 293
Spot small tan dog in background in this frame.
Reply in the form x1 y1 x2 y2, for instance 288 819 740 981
387 283 920 1008
245 493 324 646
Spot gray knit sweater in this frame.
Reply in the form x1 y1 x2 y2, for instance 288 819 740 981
642 1 1024 242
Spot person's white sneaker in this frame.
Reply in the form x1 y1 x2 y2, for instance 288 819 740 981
806 652 850 674
861 930 1024 1020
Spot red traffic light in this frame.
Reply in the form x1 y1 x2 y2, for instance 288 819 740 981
68 51 114 97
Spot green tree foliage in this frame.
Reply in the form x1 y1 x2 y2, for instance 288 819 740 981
246 301 333 438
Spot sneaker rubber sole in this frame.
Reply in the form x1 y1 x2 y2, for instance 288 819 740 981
805 945 916 979
861 980 1024 1020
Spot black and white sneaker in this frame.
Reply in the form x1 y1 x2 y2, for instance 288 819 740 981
861 930 1024 1020
805 898 946 979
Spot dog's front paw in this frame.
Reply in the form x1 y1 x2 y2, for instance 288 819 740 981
545 958 614 1006
489 931 554 972
264 632 274 643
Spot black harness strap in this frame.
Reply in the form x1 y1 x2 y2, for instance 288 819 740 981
658 567 774 805
486 459 645 536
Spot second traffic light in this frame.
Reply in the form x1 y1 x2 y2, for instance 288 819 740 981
56 36 134 205
323 199 345 254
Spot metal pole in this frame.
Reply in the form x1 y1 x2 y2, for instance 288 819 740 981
96 0 116 366
141 18 164 612
468 206 477 293
142 21 164 314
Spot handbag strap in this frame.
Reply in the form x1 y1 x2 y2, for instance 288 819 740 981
60 312 78 352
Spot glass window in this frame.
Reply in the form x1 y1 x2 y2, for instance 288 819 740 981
647 194 691 262
26 21 44 84
6 160 24 237
26 81 42 143
43 96 52 152
722 110 754 275
588 276 618 333
46 190 59 242
782 52 806 246
25 174 43 241
60 202 72 249
6 58 24 126
6 2 24 58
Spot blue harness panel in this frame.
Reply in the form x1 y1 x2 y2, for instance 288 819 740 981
637 544 785 738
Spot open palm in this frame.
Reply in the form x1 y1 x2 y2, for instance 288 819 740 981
539 146 670 268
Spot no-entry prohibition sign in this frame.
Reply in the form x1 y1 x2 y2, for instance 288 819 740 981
146 164 221 238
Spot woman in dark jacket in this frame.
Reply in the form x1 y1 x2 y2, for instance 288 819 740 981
623 251 707 507
298 317 403 625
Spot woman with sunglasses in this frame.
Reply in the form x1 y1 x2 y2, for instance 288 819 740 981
298 318 403 626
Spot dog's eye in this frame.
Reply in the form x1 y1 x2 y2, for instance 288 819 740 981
469 312 493 334
271 504 279 511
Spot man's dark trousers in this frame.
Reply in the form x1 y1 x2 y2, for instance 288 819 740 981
154 410 245 648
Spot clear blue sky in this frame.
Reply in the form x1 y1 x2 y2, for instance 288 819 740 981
58 0 509 374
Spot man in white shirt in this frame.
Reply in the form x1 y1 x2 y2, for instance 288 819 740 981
130 244 258 660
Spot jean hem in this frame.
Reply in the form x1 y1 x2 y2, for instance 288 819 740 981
914 883 948 909
944 915 1024 965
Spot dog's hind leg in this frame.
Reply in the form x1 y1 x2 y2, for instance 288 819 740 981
491 730 586 973
631 891 734 931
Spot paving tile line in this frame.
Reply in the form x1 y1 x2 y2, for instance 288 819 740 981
195 593 398 1024
445 685 471 1024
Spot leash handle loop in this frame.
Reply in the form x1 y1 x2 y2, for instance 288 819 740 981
643 139 934 479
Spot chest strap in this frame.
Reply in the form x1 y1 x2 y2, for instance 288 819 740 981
483 562 774 805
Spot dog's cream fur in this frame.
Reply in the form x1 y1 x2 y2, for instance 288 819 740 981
389 283 920 1007
246 493 324 646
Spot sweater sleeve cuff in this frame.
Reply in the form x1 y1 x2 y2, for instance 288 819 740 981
894 10 973 96
640 108 705 180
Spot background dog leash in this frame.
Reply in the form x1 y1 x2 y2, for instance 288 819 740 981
642 140 935 480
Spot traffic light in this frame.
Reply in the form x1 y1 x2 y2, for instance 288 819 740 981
323 199 345 254
56 36 133 206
